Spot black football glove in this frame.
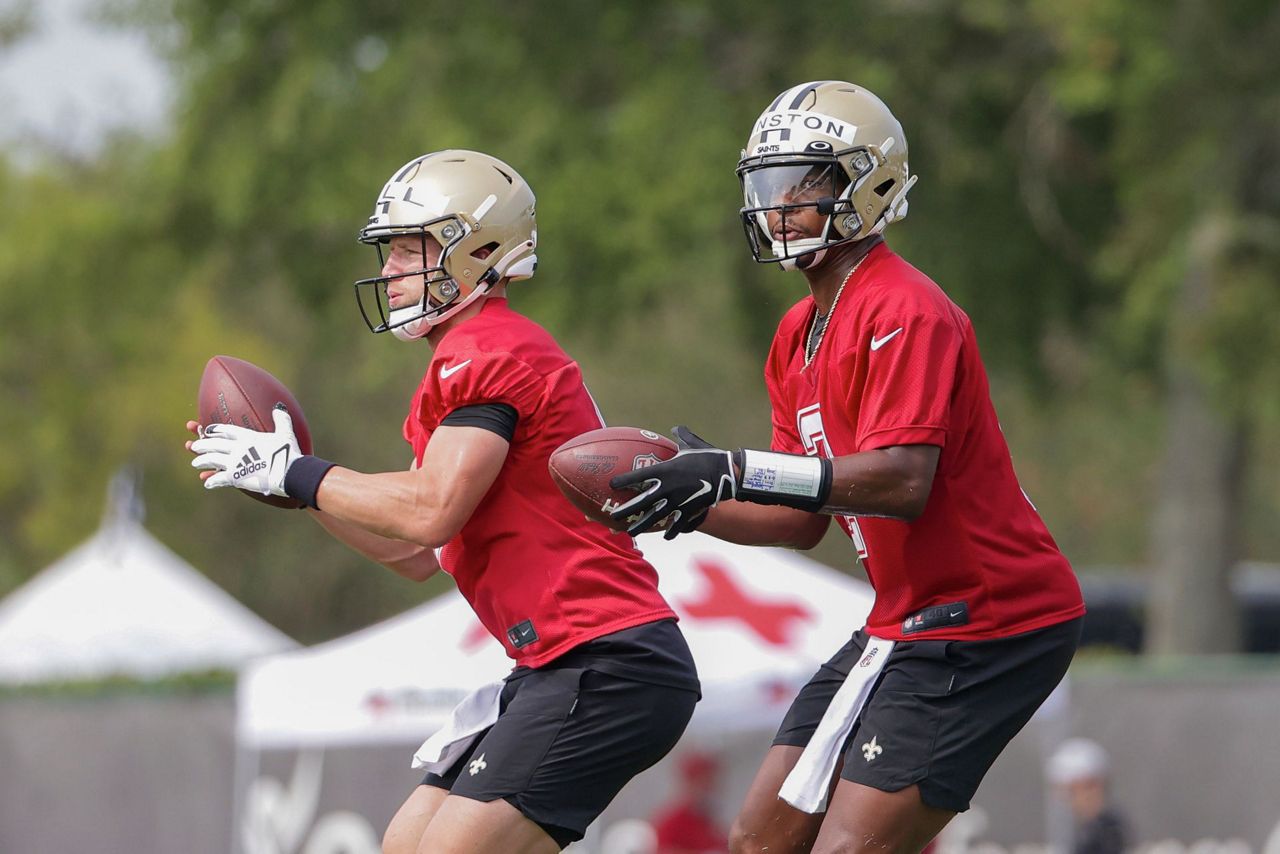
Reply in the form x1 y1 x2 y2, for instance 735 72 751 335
609 426 737 539
657 430 721 540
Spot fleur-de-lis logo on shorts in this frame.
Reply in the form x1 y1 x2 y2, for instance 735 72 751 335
469 753 487 776
862 736 883 762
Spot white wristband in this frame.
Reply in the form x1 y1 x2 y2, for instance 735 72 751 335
738 449 825 499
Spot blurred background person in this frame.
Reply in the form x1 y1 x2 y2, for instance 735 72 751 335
1047 738 1129 854
598 818 658 854
650 752 728 854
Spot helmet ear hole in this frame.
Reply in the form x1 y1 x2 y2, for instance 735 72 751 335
873 179 895 198
471 241 500 261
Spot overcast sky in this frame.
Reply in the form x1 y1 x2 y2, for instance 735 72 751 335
0 0 170 159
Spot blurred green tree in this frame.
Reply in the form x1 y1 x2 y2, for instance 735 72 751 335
1031 0 1280 653
0 0 1274 648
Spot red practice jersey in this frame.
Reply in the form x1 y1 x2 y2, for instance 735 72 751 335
403 298 677 667
764 244 1084 641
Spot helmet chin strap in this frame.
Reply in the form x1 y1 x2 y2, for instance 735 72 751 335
773 228 830 271
389 302 434 341
779 247 828 271
774 197 841 271
389 281 490 342
388 245 538 341
794 249 828 270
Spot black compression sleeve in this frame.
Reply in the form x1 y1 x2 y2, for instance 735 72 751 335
441 403 519 442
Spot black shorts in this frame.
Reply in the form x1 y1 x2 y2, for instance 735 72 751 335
422 623 699 848
774 617 1081 813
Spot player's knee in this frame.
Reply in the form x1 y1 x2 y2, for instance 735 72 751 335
728 814 781 854
380 832 405 854
380 817 418 854
731 805 826 854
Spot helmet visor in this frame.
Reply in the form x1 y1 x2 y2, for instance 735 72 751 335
739 160 854 264
741 161 849 210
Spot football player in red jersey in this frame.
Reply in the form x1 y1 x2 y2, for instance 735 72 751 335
187 150 699 854
611 82 1085 853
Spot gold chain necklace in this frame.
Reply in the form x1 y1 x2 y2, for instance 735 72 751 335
804 256 865 368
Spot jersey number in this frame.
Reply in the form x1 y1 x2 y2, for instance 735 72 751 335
797 403 868 560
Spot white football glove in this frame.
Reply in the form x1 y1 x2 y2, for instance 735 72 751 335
191 405 300 497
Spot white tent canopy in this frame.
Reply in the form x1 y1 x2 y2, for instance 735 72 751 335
238 533 873 749
0 477 296 684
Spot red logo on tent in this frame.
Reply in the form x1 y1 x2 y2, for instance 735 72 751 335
761 677 796 705
678 557 813 647
461 619 491 652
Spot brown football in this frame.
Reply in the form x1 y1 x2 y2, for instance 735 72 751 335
549 427 678 532
197 356 313 509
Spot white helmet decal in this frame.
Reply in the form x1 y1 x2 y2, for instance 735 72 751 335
750 110 859 156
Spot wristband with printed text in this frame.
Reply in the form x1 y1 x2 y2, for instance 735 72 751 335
732 448 832 512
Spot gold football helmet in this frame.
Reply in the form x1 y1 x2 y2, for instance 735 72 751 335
738 81 917 269
355 150 537 340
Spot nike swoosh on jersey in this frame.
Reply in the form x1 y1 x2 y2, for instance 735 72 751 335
439 359 473 379
869 328 904 351
680 480 713 506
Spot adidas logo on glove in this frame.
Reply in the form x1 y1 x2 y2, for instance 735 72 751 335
233 448 267 481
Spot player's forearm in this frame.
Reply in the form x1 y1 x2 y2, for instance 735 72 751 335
313 466 467 549
698 501 831 549
717 445 937 522
690 445 930 545
822 446 938 520
307 506 441 581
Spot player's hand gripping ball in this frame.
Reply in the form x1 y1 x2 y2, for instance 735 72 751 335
608 426 737 539
548 427 678 532
192 356 312 508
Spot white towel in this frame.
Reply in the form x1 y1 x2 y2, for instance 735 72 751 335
411 679 504 773
778 635 895 813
